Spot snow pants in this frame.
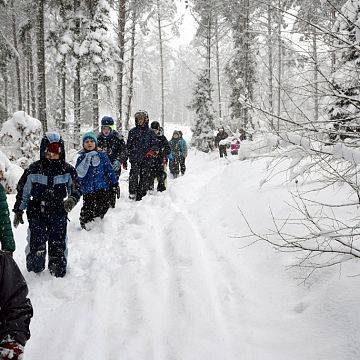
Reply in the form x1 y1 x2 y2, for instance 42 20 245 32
149 159 167 192
80 188 111 228
219 145 227 157
109 171 120 208
169 159 180 178
179 156 186 175
129 162 151 201
26 211 68 277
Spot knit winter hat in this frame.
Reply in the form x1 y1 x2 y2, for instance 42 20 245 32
101 116 114 127
46 142 61 154
82 131 98 146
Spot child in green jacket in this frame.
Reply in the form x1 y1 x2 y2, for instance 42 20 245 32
0 184 15 256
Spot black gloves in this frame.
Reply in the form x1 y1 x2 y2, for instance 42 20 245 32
64 196 77 213
13 212 24 228
112 184 120 199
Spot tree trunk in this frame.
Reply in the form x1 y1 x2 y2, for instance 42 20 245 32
156 0 165 127
36 0 47 130
206 6 212 89
117 0 126 129
215 14 222 119
312 29 319 122
61 65 66 131
11 1 22 111
26 58 30 114
267 2 274 123
276 0 282 130
27 31 36 118
73 0 81 146
92 75 99 130
125 8 136 131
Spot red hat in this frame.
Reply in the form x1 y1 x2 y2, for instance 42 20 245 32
46 142 61 154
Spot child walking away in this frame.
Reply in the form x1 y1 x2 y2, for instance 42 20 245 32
178 130 188 175
149 121 171 192
76 132 119 229
0 251 33 360
13 132 80 278
0 184 15 256
127 111 159 201
215 127 229 158
168 131 185 178
97 116 128 208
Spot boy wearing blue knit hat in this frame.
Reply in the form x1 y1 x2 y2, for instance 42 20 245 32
76 132 119 229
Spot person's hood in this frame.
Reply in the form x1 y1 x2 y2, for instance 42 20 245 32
40 132 66 161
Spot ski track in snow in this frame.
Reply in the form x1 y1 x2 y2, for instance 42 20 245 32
10 151 360 360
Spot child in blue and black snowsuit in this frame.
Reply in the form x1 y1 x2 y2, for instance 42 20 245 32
97 116 128 207
169 131 187 178
149 121 171 192
76 132 119 229
127 111 159 201
13 132 80 278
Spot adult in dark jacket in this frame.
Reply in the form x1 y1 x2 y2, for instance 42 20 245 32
0 252 33 360
13 132 81 278
214 127 229 158
127 111 159 201
0 184 15 255
97 116 128 207
149 122 171 192
76 132 119 229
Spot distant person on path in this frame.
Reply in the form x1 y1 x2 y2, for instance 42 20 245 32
149 121 171 192
178 130 188 175
0 184 15 256
13 132 80 277
127 111 158 201
76 132 119 229
0 251 33 360
215 127 229 158
97 116 128 207
168 130 184 178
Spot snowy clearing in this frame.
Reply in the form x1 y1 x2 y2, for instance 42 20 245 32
10 151 360 360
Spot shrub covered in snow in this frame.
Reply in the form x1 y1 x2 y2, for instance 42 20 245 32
0 111 42 168
0 150 23 193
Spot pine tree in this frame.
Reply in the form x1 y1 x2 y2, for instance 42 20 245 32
189 70 216 152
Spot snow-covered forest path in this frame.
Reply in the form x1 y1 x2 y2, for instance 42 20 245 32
11 152 360 360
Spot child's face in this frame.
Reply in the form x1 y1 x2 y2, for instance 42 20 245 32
102 126 111 136
46 151 60 160
84 139 96 151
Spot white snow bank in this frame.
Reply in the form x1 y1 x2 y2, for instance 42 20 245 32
0 150 23 193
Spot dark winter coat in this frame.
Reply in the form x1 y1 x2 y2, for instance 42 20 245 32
13 145 81 217
156 134 171 160
0 184 15 252
127 123 159 164
75 151 118 195
215 131 229 147
97 130 128 165
169 138 185 162
0 252 33 346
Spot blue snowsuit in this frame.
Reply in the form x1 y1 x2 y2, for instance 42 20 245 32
127 122 158 200
13 133 80 277
76 150 118 227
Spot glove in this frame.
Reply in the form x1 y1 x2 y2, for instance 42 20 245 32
122 161 128 170
112 184 120 199
112 160 121 172
13 212 24 228
145 149 158 158
0 340 24 360
63 196 77 213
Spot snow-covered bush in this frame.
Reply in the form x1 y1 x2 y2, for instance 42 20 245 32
0 111 42 168
0 150 23 193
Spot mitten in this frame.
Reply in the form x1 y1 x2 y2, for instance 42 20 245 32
13 212 24 228
0 340 24 360
112 184 120 199
64 196 77 213
145 149 157 158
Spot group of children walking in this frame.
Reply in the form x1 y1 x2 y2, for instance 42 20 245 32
3 111 188 279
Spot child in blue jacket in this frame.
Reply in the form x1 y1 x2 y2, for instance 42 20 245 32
76 132 119 229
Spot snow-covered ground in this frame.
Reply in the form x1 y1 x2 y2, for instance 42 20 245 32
10 151 360 360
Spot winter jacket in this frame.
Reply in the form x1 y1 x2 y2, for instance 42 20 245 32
75 151 118 195
127 123 159 164
13 135 81 217
178 138 188 158
157 134 171 160
231 139 240 153
97 130 128 165
169 138 184 162
0 252 33 346
0 184 15 252
215 131 229 147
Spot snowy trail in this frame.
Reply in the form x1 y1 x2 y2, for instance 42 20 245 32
10 151 360 360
